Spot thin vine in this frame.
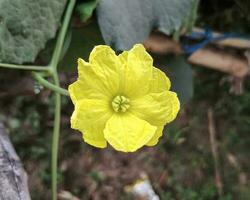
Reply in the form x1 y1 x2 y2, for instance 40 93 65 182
0 0 76 199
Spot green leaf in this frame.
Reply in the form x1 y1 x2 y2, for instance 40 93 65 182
153 54 194 104
97 0 196 50
0 0 67 64
76 0 98 22
35 29 72 65
59 21 104 71
59 29 73 62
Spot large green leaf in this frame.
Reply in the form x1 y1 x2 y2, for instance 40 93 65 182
0 0 67 64
97 0 196 50
153 54 193 104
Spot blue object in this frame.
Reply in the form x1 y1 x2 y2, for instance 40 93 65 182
181 28 247 55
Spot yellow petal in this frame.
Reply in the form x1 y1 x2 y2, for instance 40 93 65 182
82 129 107 148
89 45 121 95
150 67 171 92
118 50 128 64
68 80 107 105
68 59 111 105
104 113 157 152
77 58 91 78
146 126 164 146
131 91 180 126
68 81 86 105
121 44 153 98
71 99 112 148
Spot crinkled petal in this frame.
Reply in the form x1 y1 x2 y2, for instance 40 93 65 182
146 126 164 146
71 99 112 148
89 45 121 95
118 50 128 64
104 113 157 152
121 44 153 98
131 91 180 126
68 79 107 105
69 59 111 105
150 67 171 92
81 129 107 148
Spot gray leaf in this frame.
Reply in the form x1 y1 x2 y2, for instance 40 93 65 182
97 0 194 50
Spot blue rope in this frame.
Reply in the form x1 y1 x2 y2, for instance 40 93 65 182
181 28 248 55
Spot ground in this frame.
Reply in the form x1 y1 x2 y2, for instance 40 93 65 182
0 66 249 200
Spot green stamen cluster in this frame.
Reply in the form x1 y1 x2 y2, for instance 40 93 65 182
112 95 130 112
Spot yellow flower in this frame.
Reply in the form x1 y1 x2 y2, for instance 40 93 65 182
68 44 180 152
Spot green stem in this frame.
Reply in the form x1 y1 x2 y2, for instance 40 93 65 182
49 1 76 200
0 62 49 71
51 73 61 200
50 0 76 69
32 72 69 96
0 1 75 200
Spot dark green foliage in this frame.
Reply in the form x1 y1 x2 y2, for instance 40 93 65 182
161 184 218 200
59 21 105 71
76 0 97 22
0 0 67 64
198 0 250 33
154 54 194 104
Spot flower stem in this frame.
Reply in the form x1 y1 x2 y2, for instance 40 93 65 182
0 62 49 71
49 1 76 200
32 72 69 96
51 73 61 200
50 0 76 69
0 1 75 200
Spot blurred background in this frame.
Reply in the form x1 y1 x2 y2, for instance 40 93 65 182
0 0 250 199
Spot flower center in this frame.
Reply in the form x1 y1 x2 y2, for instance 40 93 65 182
112 95 130 112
